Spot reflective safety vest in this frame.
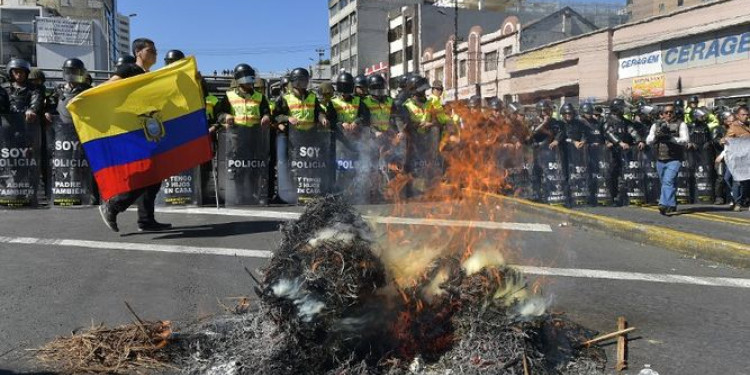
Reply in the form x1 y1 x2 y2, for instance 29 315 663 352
205 94 219 122
284 91 317 131
404 98 431 133
363 96 393 132
427 94 450 125
332 96 360 124
226 90 264 127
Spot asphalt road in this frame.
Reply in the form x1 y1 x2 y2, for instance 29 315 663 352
1 201 749 374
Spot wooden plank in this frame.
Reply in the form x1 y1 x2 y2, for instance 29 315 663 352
616 316 628 372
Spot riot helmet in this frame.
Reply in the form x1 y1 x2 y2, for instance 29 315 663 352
580 102 594 115
354 74 368 89
368 74 388 97
62 58 87 84
116 54 136 68
536 99 553 114
398 74 410 89
317 82 334 101
280 76 291 93
7 58 31 81
488 97 503 111
674 98 685 110
164 49 185 65
507 102 523 114
431 80 444 92
468 95 482 109
692 106 710 122
412 76 430 95
609 98 627 115
290 68 310 90
28 68 46 85
639 104 656 117
233 64 256 86
335 72 355 95
560 103 576 116
688 95 700 105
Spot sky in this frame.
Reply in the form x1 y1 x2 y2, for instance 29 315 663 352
118 0 330 76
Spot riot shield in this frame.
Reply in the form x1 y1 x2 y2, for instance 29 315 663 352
49 116 95 206
690 144 714 203
501 144 532 199
407 127 440 197
335 127 373 204
0 113 39 207
566 140 590 207
156 167 201 206
588 143 612 206
372 131 406 202
620 148 646 206
638 146 660 205
222 125 270 206
676 159 692 205
537 143 567 206
289 127 333 203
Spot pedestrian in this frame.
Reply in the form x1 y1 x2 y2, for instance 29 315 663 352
721 105 750 211
98 38 171 232
646 104 689 215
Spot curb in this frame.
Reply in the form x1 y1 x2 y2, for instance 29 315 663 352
484 192 750 268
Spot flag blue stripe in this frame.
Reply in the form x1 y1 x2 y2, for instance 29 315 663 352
82 109 208 173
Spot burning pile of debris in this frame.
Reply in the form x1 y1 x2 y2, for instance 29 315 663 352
170 196 605 374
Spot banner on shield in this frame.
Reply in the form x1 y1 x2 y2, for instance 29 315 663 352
289 128 333 202
223 125 270 206
0 113 39 207
49 115 95 206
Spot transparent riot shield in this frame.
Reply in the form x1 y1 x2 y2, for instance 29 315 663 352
690 143 714 204
222 125 270 206
638 146 660 205
335 127 373 204
289 127 333 203
49 115 95 206
537 142 568 206
372 130 406 203
588 143 612 206
621 148 646 206
407 127 440 197
566 140 590 207
0 113 39 207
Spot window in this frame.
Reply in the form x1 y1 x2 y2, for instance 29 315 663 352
405 47 413 61
350 12 357 27
332 64 339 75
389 51 403 65
330 24 339 38
405 17 413 35
677 0 684 5
459 60 467 78
502 46 513 67
331 44 339 57
341 58 349 71
329 3 337 16
484 51 498 71
340 17 349 32
350 54 357 66
339 0 348 10
341 37 350 50
626 0 632 4
658 3 665 11
350 34 357 49
388 27 403 43
435 66 444 83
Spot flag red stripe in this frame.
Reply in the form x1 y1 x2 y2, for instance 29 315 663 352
95 135 212 201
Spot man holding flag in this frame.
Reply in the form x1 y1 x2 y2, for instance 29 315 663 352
67 38 212 232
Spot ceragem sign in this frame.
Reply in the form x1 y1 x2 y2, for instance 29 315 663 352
618 26 750 79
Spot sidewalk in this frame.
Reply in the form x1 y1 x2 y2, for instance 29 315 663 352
487 194 750 268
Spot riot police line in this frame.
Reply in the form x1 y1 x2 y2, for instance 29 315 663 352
1 55 741 209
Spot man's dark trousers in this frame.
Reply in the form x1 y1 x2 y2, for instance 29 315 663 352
107 182 162 225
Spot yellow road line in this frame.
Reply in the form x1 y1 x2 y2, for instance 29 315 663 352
640 206 750 226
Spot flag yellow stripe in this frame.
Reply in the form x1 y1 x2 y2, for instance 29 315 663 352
67 56 205 144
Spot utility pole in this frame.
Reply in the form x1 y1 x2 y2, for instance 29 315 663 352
453 0 459 101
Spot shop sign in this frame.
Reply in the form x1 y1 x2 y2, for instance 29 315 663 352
618 48 662 79
515 46 564 70
662 29 750 71
632 74 665 98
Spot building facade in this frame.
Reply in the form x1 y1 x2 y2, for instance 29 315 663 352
624 0 705 22
116 12 130 57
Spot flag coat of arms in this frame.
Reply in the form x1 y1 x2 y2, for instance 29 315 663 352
67 57 212 200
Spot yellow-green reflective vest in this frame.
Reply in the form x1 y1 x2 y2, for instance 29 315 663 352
226 90 264 127
404 98 431 133
205 94 219 121
427 94 450 125
363 96 393 132
284 92 317 131
332 96 360 124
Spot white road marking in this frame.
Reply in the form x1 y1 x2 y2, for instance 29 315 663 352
2 235 749 288
0 236 272 259
516 266 750 289
149 207 553 232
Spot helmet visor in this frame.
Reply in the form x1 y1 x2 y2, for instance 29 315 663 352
370 88 388 97
63 69 87 84
236 75 255 85
292 78 309 89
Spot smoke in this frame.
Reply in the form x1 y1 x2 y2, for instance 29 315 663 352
270 278 325 322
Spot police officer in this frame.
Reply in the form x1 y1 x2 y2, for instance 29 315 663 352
646 104 689 215
215 64 271 129
332 72 369 135
354 74 369 99
401 76 439 195
363 74 399 137
687 106 716 203
712 109 730 204
273 68 329 131
5 58 43 123
560 103 588 150
115 54 136 69
163 49 185 65
673 98 686 122
99 38 169 232
531 99 563 148
394 73 413 107
507 102 530 143
579 103 605 144
52 58 91 121
604 98 642 204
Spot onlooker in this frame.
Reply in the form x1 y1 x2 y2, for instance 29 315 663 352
721 106 750 211
646 104 689 215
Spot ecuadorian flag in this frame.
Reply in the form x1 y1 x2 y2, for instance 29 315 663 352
67 56 212 201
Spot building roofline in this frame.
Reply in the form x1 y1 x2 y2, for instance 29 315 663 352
612 0 726 31
508 27 609 59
